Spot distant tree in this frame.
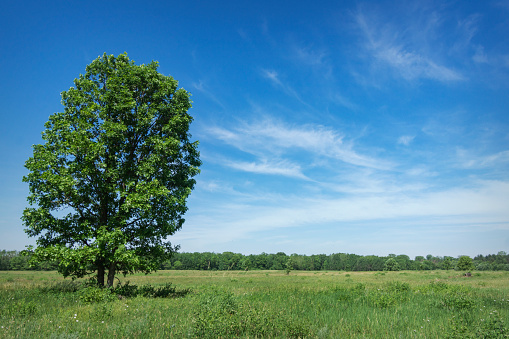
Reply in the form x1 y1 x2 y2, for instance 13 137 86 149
395 255 411 270
22 53 201 287
456 256 475 272
173 261 183 270
285 257 294 275
384 257 400 271
271 252 288 270
442 256 453 270
0 250 16 270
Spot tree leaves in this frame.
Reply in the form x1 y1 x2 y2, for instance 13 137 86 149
23 52 200 286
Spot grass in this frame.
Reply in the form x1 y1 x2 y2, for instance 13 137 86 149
0 270 508 338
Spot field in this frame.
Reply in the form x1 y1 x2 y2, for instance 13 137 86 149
1 270 508 338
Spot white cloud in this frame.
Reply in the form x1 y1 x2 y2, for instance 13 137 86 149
294 46 328 66
354 10 464 82
331 93 358 111
261 69 282 86
225 159 310 180
191 79 225 108
207 118 392 170
456 149 509 169
177 179 509 251
398 135 415 146
473 45 488 63
261 69 305 104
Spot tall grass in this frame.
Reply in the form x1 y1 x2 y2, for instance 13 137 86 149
0 270 508 338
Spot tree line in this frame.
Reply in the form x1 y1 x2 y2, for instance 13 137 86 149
2 250 508 272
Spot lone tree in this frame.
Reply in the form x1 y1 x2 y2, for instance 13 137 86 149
456 255 475 272
22 53 201 287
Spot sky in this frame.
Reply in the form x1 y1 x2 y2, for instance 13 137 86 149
1 0 508 259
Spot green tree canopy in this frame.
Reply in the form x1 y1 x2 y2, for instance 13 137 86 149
456 256 475 272
22 53 201 287
383 257 400 271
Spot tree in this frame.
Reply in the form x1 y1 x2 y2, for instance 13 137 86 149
456 256 475 272
22 53 201 287
384 257 400 271
441 256 452 270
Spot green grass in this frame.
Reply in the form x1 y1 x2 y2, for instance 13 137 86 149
1 270 508 338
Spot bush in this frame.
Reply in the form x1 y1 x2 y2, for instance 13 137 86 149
112 281 191 299
78 286 116 303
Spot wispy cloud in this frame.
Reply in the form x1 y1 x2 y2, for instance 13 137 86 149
294 46 328 66
472 46 488 64
398 135 415 146
225 159 310 180
191 79 225 108
354 9 464 82
261 69 306 104
176 179 509 253
330 92 358 111
261 69 282 86
207 118 393 170
291 44 333 79
456 149 509 169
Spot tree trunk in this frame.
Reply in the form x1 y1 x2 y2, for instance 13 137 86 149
107 262 116 287
97 262 105 287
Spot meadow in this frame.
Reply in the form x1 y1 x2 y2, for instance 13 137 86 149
1 270 508 338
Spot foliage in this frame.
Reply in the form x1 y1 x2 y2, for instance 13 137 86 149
21 53 200 286
384 257 401 271
4 249 509 272
113 281 191 298
446 311 509 338
369 281 411 308
78 286 117 303
457 256 476 271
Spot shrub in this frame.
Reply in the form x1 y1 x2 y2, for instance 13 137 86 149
112 280 138 298
78 286 116 303
385 281 411 293
371 290 398 308
112 281 191 299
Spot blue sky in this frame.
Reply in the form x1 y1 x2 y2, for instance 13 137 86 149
1 0 508 258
